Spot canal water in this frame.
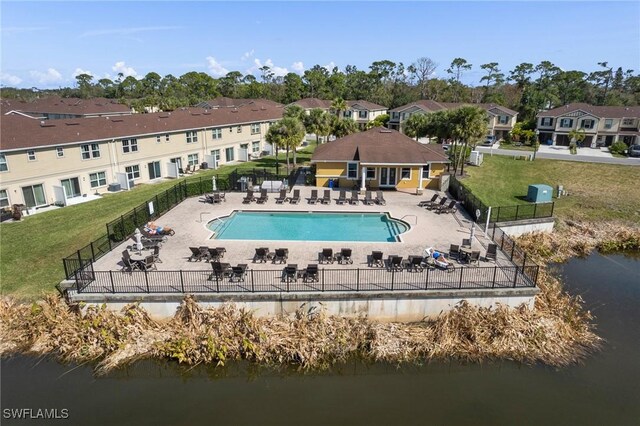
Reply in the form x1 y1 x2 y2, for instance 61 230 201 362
2 253 639 425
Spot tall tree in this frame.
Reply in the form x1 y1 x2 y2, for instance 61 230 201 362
305 108 331 145
403 112 428 140
480 62 505 102
269 117 305 168
330 97 347 119
447 58 472 102
449 106 488 175
408 57 438 99
331 117 359 138
75 73 94 98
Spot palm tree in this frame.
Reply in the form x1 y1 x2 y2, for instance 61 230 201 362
270 117 306 168
332 118 359 138
306 108 332 145
450 106 488 175
330 97 348 120
403 113 428 141
265 125 285 174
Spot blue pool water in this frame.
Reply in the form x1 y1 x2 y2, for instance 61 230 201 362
208 211 409 242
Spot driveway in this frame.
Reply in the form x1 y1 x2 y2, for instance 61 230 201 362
476 145 640 165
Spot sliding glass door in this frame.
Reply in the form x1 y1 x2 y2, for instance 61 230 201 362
21 184 46 208
60 178 81 198
148 161 161 180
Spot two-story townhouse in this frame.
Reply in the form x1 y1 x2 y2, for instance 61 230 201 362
345 100 388 129
388 101 518 140
536 103 640 147
0 101 283 210
1 97 132 120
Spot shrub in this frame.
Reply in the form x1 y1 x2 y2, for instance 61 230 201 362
609 141 628 155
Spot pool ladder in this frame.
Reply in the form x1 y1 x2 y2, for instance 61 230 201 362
400 214 417 225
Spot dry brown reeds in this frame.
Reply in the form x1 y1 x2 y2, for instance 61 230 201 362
0 265 602 374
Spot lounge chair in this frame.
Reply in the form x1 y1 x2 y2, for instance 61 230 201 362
321 190 331 204
349 190 360 205
437 200 458 214
152 245 162 263
139 255 157 271
308 189 318 204
302 264 319 283
363 191 375 205
485 243 498 262
199 246 212 262
370 251 384 267
256 189 269 204
375 191 386 206
140 228 167 243
205 193 215 204
188 247 203 262
209 262 231 280
121 250 142 273
388 255 404 271
212 192 223 204
337 248 353 264
208 247 224 262
418 194 439 207
229 264 248 282
403 255 424 272
448 244 460 260
320 248 335 264
253 247 269 263
275 189 288 204
336 190 347 205
282 264 298 283
468 250 481 266
242 190 255 204
426 197 447 211
273 248 289 264
289 189 300 204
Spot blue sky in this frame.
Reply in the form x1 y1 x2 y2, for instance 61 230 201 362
1 1 639 89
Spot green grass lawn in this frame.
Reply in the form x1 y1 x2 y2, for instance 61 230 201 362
462 155 640 224
0 145 316 299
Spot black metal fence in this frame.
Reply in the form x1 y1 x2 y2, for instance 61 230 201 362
490 223 539 286
73 263 537 295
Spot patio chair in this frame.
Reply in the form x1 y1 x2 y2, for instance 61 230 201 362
302 264 320 283
375 191 386 206
403 255 424 272
275 189 288 204
448 244 460 260
209 262 232 281
282 264 298 283
308 189 318 204
208 247 224 262
321 190 331 204
229 264 248 283
256 189 269 204
468 250 481 266
320 248 335 264
485 243 498 262
336 190 347 205
215 247 226 258
242 189 255 204
121 250 142 273
273 248 289 264
437 200 458 214
337 248 353 264
363 191 375 205
212 192 223 204
139 255 157 271
426 197 447 211
418 194 439 207
370 251 384 267
462 238 471 248
388 255 404 272
253 247 269 263
289 189 301 204
205 193 215 204
349 190 360 205
152 245 162 263
199 246 212 262
140 228 167 243
188 247 203 262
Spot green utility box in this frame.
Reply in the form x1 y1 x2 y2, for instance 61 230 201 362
527 184 553 203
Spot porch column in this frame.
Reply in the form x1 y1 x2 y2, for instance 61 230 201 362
360 167 366 191
552 133 557 146
418 167 423 191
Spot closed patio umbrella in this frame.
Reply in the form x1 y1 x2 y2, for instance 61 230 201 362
469 223 475 246
134 228 143 253
212 176 217 191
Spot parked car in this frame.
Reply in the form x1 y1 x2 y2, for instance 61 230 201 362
482 135 496 146
628 145 640 158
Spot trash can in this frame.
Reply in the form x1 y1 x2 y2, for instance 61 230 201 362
200 162 208 170
328 179 334 189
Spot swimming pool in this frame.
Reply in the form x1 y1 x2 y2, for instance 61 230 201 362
208 211 409 242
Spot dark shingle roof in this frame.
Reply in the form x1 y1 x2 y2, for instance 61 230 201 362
292 98 333 109
311 127 449 164
536 103 640 119
2 96 131 115
347 100 387 110
390 100 517 116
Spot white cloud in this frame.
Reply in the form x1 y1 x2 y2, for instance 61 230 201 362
111 61 137 77
29 68 63 84
291 61 305 74
206 57 229 77
248 58 289 77
0 72 23 86
241 49 255 61
72 68 93 78
323 61 337 72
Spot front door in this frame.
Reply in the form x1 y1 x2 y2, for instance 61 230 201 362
148 161 161 180
379 167 397 187
22 184 46 208
60 178 81 198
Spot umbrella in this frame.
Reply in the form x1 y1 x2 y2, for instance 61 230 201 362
212 176 217 191
469 223 476 246
134 228 143 253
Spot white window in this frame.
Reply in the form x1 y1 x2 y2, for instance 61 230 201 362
401 168 411 180
0 153 7 172
186 131 198 143
358 110 368 119
344 110 352 118
125 165 140 180
225 147 234 162
237 125 242 133
212 128 222 139
165 134 170 142
81 144 100 159
210 149 221 162
622 118 634 126
559 118 573 128
56 147 64 158
422 165 431 179
347 162 358 179
0 189 9 208
156 135 161 144
604 119 613 129
89 171 107 188
252 141 260 153
392 112 399 119
541 117 553 126
122 139 138 153
580 119 594 129
187 153 199 166
27 150 36 161
365 167 376 179
498 115 509 124
251 123 260 134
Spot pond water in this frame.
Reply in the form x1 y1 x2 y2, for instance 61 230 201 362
2 253 639 425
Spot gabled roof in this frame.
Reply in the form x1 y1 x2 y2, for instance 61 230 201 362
291 98 333 109
0 103 284 152
389 100 446 113
390 100 517 116
536 103 640 119
347 100 387 111
311 127 449 165
196 98 282 109
1 96 131 116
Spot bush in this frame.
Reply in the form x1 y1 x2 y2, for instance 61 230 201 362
609 141 628 155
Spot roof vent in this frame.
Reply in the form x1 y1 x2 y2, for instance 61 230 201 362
111 118 124 122
159 114 170 118
231 109 238 113
40 122 56 127
65 122 80 126
203 112 211 115
379 129 392 133
191 112 201 116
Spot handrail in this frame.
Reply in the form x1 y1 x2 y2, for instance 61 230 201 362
400 214 417 225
